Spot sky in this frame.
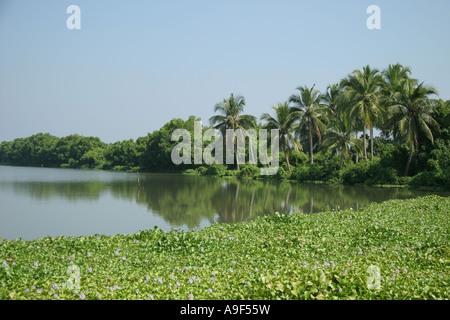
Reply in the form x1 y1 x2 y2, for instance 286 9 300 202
0 0 449 144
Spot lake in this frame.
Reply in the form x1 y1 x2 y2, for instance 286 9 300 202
0 165 448 241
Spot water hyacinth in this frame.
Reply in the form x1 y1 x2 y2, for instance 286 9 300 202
0 196 447 300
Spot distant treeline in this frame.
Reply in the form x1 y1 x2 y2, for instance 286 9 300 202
0 117 199 172
1 63 449 188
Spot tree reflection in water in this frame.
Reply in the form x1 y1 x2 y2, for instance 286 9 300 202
7 172 448 230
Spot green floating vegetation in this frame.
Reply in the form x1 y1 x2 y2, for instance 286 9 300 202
0 195 448 300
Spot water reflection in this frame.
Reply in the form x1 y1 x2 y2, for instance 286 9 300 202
2 168 448 230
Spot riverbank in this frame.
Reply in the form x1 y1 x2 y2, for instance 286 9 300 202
0 195 448 300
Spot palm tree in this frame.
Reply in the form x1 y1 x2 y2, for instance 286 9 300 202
379 63 414 138
260 102 302 172
323 83 343 113
341 65 384 162
209 94 256 170
387 78 439 176
322 111 362 169
289 85 329 164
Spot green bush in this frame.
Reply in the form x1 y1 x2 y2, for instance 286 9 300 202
274 166 291 180
342 161 399 186
204 164 228 177
397 176 412 185
291 165 309 182
196 166 208 175
226 169 240 177
183 169 199 175
238 165 260 179
409 171 444 188
365 162 399 185
289 150 309 167
341 162 370 185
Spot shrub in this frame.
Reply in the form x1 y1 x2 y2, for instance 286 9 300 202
204 164 227 177
409 171 444 188
341 162 370 185
292 165 309 182
365 162 399 185
397 176 412 185
226 169 240 177
274 166 290 180
196 166 208 175
238 165 260 179
342 161 399 186
289 150 309 167
183 169 199 175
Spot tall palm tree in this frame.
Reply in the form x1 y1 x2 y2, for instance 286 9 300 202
387 78 439 176
322 111 362 169
289 85 329 164
341 65 384 162
379 63 414 138
260 102 302 172
209 94 256 170
323 83 343 113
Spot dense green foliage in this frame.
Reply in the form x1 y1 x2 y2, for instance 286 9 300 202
0 64 448 188
0 196 448 300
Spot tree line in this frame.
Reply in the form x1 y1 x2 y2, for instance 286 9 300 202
1 63 449 188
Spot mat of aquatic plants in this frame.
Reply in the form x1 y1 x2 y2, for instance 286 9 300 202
1 195 448 300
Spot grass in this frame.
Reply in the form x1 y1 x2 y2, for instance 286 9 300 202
0 195 448 300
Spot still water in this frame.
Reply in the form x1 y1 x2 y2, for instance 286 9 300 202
0 165 448 240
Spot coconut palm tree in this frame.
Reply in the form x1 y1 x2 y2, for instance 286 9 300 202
209 94 256 170
289 85 329 164
322 111 362 169
323 83 343 113
387 78 439 176
341 65 384 162
260 102 302 172
379 63 415 138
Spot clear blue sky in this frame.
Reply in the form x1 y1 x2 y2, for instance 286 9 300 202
1 0 449 143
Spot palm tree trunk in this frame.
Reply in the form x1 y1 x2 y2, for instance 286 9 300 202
370 127 374 162
355 131 359 163
309 120 314 164
285 152 291 172
405 145 414 176
363 124 367 161
234 138 240 171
